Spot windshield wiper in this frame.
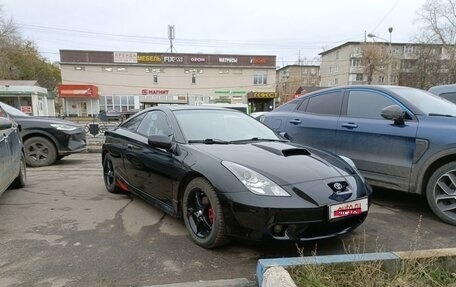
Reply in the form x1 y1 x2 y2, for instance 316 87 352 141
428 113 455 117
188 139 230 144
229 137 288 144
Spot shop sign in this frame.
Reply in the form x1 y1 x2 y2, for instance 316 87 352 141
21 106 32 113
137 54 162 63
163 56 184 63
114 52 138 63
218 57 238 63
251 92 277 99
141 89 169 95
250 57 267 64
190 57 206 63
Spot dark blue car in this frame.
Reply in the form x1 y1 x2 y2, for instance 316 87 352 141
263 85 456 225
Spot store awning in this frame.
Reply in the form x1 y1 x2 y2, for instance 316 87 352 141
58 84 99 98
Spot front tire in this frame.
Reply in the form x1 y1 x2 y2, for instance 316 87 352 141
24 137 57 167
103 154 122 193
182 178 228 249
426 162 456 225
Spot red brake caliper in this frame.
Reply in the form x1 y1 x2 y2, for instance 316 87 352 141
208 208 214 225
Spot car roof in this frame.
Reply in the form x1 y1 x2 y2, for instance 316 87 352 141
146 105 240 112
428 84 456 95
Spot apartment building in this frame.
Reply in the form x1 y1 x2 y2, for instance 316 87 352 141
276 65 320 103
58 50 277 116
319 41 431 87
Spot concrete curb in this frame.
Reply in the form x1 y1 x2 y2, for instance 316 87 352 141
256 247 456 287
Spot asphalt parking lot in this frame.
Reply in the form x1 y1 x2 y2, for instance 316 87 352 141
1 153 456 287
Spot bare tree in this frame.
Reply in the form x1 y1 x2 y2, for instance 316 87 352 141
416 0 456 84
361 43 388 84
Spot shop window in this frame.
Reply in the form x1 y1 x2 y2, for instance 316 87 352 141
153 75 158 84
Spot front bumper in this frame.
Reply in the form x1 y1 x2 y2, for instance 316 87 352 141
57 131 87 155
219 177 372 242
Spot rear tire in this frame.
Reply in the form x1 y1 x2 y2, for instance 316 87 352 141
182 178 228 249
24 137 57 167
10 153 26 189
426 162 456 225
103 154 122 193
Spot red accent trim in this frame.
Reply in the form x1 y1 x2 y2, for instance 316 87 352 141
116 179 129 192
208 208 214 225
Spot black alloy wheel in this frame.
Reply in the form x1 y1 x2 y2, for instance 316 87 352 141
103 154 122 193
182 178 228 249
426 162 456 225
24 137 57 167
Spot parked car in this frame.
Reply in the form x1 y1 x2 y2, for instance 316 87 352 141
0 102 86 167
102 106 372 248
263 85 456 225
428 84 456 104
0 114 26 196
250 111 268 120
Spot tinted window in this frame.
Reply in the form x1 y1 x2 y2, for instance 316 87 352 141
137 111 172 137
440 92 456 104
121 113 146 132
306 91 343 115
347 91 395 118
297 99 309 111
275 99 301 112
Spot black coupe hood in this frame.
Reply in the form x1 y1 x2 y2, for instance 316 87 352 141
193 141 351 185
12 116 79 126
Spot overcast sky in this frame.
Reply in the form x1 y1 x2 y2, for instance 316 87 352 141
1 0 426 66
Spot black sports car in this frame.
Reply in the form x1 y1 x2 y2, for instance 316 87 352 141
0 102 86 167
102 106 372 248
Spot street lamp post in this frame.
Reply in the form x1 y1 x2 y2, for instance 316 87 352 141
367 27 394 85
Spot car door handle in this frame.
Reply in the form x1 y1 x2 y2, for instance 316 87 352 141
341 123 358 129
289 119 301 125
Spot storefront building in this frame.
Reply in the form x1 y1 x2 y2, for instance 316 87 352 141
57 84 99 117
0 81 55 116
59 50 277 115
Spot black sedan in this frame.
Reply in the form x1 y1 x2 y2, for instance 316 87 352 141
0 114 26 196
102 106 372 248
0 102 86 167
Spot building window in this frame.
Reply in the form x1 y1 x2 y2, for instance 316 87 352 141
351 59 361 67
192 74 196 84
334 78 339 85
253 70 267 85
102 67 113 72
329 67 333 74
153 74 158 84
116 67 128 72
335 65 339 73
335 51 340 60
356 73 363 81
74 66 85 71
145 68 163 73
379 75 385 83
219 69 230 74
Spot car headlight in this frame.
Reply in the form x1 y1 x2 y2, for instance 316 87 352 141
222 161 290 197
50 124 78 131
339 155 365 182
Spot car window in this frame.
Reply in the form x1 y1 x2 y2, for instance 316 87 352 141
347 90 396 119
439 92 456 104
296 98 309 112
305 91 343 115
274 99 302 112
121 112 146 132
137 111 172 137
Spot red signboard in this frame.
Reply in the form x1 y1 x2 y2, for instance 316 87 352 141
21 106 32 113
58 84 99 98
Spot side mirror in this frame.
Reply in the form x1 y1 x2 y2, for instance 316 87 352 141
148 135 173 151
279 131 290 140
0 117 13 130
381 105 406 125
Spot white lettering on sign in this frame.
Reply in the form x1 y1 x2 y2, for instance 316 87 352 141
190 57 206 63
113 52 138 63
219 57 238 63
164 56 184 63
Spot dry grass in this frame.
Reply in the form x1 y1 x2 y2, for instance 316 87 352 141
289 216 456 287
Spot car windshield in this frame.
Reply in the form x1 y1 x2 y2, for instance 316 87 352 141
389 87 456 117
174 109 280 142
0 102 30 117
